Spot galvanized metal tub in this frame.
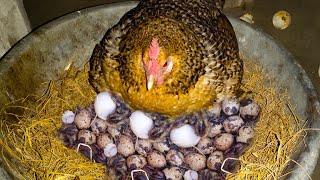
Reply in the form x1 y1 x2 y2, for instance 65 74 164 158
0 1 319 179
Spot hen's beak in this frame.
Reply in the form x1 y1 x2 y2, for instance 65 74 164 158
147 75 154 90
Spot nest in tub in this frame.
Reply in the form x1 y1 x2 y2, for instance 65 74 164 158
0 60 307 179
58 86 259 179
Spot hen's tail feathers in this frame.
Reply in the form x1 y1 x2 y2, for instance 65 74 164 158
213 0 225 10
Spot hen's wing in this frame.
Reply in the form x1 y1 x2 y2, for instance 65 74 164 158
88 43 107 92
203 12 243 100
88 6 142 92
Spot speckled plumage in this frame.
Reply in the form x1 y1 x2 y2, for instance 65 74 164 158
89 0 243 116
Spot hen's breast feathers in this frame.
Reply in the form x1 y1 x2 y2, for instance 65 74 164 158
89 0 243 115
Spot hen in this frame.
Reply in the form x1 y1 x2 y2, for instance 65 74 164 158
89 0 243 116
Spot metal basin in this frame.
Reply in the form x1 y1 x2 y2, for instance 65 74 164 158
0 2 319 179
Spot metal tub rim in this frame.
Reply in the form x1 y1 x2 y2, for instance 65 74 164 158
0 1 319 179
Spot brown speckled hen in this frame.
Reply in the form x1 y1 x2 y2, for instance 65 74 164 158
89 0 243 117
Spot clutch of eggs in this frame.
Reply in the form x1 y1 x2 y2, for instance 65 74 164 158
59 92 260 179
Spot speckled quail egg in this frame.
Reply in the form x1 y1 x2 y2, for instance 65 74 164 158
58 124 78 147
207 151 224 170
91 118 108 134
97 133 113 148
135 139 152 156
223 116 244 133
163 167 183 180
117 135 135 157
127 155 147 170
197 137 215 155
77 130 96 144
240 99 260 120
152 140 170 153
185 153 206 171
237 126 254 144
107 126 121 138
222 98 240 116
208 123 223 138
147 151 167 168
166 149 184 166
74 109 91 129
214 133 234 151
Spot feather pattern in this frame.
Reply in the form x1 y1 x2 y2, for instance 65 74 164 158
89 0 243 116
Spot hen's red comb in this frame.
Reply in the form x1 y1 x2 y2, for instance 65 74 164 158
148 38 160 60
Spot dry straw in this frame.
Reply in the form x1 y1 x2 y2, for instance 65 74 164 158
0 61 311 179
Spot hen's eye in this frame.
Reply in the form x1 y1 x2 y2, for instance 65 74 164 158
163 61 167 67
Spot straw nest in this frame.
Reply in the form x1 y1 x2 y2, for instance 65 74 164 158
0 60 309 179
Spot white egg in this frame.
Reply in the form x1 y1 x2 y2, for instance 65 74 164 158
94 92 116 120
170 124 200 148
184 170 198 180
129 111 154 139
103 143 117 157
61 110 75 124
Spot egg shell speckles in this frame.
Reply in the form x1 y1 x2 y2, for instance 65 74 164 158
166 149 184 166
130 111 154 139
97 133 113 148
58 124 78 147
77 130 96 145
152 141 170 153
240 99 260 120
185 153 206 171
223 116 244 133
91 118 108 134
135 139 152 156
74 109 91 129
107 126 121 138
94 92 116 120
117 135 135 157
170 124 200 148
214 133 234 151
197 137 215 155
208 123 223 138
127 155 147 170
222 98 240 116
147 151 167 168
59 91 262 178
237 126 254 143
163 167 183 180
61 110 75 124
207 151 224 170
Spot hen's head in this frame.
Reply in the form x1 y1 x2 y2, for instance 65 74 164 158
143 38 173 90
